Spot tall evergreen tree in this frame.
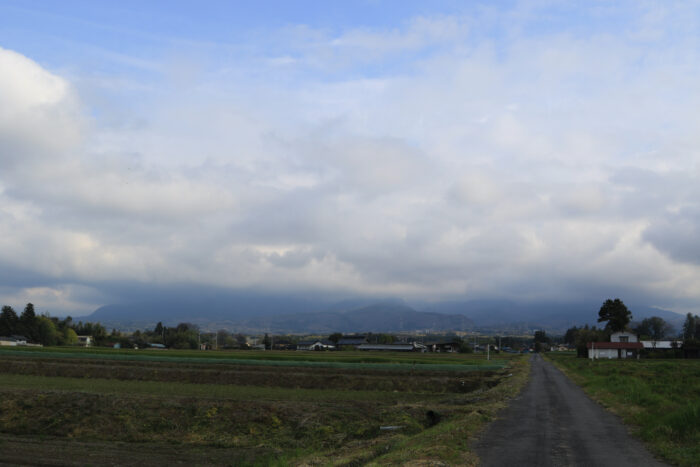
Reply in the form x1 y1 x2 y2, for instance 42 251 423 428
0 305 19 336
19 303 38 341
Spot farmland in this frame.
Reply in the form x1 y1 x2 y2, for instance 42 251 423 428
547 353 700 467
0 347 528 466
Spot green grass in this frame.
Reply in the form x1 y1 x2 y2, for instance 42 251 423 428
547 353 700 467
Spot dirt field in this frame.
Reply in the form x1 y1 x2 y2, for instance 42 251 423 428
0 348 528 466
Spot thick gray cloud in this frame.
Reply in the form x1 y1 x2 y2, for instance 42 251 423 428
1 4 700 316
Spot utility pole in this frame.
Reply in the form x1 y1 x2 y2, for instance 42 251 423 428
487 338 490 361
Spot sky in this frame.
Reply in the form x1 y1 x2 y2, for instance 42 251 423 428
1 0 700 316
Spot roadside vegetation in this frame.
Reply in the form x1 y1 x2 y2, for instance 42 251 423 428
547 352 700 467
0 347 528 466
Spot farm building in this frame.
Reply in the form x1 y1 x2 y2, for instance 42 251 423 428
357 342 425 352
336 336 368 349
0 336 19 346
640 340 682 349
0 335 28 346
0 336 40 347
588 331 643 359
77 335 93 347
587 341 643 359
425 341 460 353
296 340 336 351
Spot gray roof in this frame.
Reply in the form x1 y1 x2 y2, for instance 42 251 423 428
337 337 367 345
357 343 416 351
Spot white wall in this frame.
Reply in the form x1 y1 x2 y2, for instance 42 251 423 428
610 332 637 342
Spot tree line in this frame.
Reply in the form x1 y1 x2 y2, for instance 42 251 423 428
0 303 108 346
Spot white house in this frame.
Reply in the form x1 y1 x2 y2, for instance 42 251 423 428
588 331 642 359
77 335 93 347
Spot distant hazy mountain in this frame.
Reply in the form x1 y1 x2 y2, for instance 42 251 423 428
238 302 475 334
418 299 685 334
87 289 331 331
84 291 684 335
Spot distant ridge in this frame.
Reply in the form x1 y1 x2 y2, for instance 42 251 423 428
85 292 685 334
238 302 475 334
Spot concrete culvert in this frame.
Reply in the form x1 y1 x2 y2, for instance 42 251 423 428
426 410 441 427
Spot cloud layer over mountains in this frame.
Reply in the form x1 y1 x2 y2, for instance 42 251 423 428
1 2 700 316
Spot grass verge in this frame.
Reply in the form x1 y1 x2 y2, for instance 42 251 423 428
295 355 531 466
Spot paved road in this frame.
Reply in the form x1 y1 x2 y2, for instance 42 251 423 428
473 354 667 467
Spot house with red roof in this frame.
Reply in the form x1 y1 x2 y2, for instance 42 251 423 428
587 332 643 359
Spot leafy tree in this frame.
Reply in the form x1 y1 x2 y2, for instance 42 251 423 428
534 330 548 343
328 332 343 344
564 326 578 346
63 327 78 345
597 298 632 333
634 317 673 341
573 325 609 358
73 321 108 345
36 315 61 346
164 322 199 349
234 333 248 348
376 333 395 344
682 313 700 341
457 338 473 353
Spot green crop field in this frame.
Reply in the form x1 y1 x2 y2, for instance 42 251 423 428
0 347 528 466
0 347 507 372
547 353 700 467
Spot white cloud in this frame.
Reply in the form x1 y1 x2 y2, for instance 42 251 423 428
2 3 700 315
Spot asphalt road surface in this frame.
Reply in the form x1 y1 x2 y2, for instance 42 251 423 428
473 354 668 467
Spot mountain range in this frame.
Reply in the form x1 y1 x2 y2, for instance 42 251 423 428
84 291 685 335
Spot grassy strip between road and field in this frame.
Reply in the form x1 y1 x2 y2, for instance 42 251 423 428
356 354 531 466
0 347 508 371
547 353 700 467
